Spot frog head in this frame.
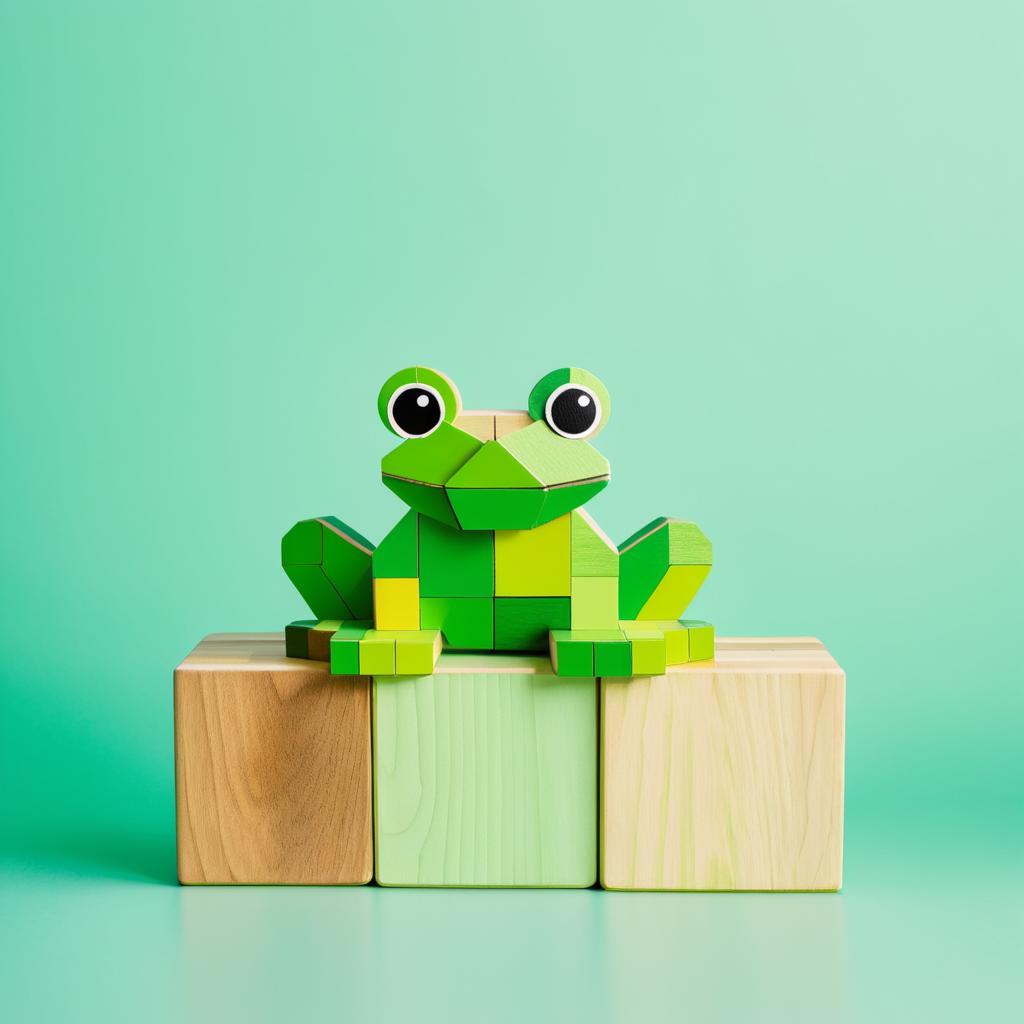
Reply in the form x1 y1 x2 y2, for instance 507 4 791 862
377 366 611 530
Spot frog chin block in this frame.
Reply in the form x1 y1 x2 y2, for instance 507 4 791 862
281 365 715 678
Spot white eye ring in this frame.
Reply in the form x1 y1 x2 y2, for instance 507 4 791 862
544 383 602 439
387 382 446 439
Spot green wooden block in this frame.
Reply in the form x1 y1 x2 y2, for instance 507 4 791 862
667 521 712 565
320 518 375 619
681 619 715 661
394 630 441 675
618 518 669 619
499 420 609 487
329 622 370 675
570 511 619 577
381 422 481 485
594 641 632 677
446 440 541 489
549 631 594 676
570 575 619 629
382 476 461 529
373 510 419 578
419 515 494 597
420 596 494 649
281 520 322 565
494 597 570 650
447 487 546 531
284 620 315 658
373 656 598 886
622 625 666 675
283 563 354 620
535 480 609 527
359 633 396 675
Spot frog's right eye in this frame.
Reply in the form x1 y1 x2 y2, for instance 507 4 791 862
388 383 445 438
377 366 462 437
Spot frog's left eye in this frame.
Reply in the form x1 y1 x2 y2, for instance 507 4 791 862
545 383 602 439
378 366 462 437
388 383 445 438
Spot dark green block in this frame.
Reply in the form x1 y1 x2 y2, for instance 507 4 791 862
419 516 494 597
618 518 669 619
284 620 315 658
330 633 363 675
383 476 461 529
594 641 633 677
494 597 570 651
281 519 323 565
373 510 419 578
284 563 353 620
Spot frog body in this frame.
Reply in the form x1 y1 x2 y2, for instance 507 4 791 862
282 367 714 677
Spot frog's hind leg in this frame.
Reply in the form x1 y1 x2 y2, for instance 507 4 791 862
618 518 711 621
617 518 714 666
282 516 375 621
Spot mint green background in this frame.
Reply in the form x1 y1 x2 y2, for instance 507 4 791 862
2 3 1020 1021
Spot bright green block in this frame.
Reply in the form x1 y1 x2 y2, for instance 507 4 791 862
420 596 494 649
550 632 594 676
283 563 353 620
329 637 360 675
594 641 632 677
494 597 570 650
447 487 546 530
382 476 461 529
321 523 374 619
281 519 322 565
374 660 598 886
373 510 419 578
681 619 715 661
394 631 439 674
617 518 669 619
419 515 494 597
381 423 481 485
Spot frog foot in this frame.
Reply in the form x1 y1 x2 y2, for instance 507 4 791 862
548 620 715 677
285 620 443 677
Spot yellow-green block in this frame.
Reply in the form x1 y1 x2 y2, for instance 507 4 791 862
394 630 442 674
636 564 711 620
494 514 571 596
359 632 396 675
622 626 666 675
570 576 618 629
682 619 715 661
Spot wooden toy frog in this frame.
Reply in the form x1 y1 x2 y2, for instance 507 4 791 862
282 366 714 676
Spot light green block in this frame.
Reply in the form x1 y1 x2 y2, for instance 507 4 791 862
622 626 666 675
570 511 619 576
374 661 598 886
681 619 715 661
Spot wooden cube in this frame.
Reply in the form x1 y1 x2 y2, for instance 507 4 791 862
374 653 598 887
601 637 845 891
174 633 372 884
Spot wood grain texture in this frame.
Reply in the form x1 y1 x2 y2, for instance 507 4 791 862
601 639 844 891
175 634 372 884
374 653 597 887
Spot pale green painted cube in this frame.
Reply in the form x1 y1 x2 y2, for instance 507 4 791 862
373 653 597 887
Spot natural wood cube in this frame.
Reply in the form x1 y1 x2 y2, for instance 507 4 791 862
601 637 845 891
374 653 598 887
174 633 372 884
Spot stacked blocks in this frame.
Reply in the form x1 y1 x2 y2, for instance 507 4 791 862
189 365 848 892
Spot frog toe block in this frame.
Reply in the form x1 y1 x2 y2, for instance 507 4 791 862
283 517 376 620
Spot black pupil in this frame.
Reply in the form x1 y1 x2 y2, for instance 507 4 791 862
392 387 442 436
549 387 597 436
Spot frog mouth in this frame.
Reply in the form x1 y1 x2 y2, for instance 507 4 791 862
382 473 610 530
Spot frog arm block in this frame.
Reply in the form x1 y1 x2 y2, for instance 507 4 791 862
617 518 711 621
282 516 375 621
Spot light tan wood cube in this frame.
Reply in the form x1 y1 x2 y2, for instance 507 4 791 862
174 633 372 884
601 638 845 891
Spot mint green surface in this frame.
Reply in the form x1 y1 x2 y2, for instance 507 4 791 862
374 663 597 887
2 2 1021 1020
